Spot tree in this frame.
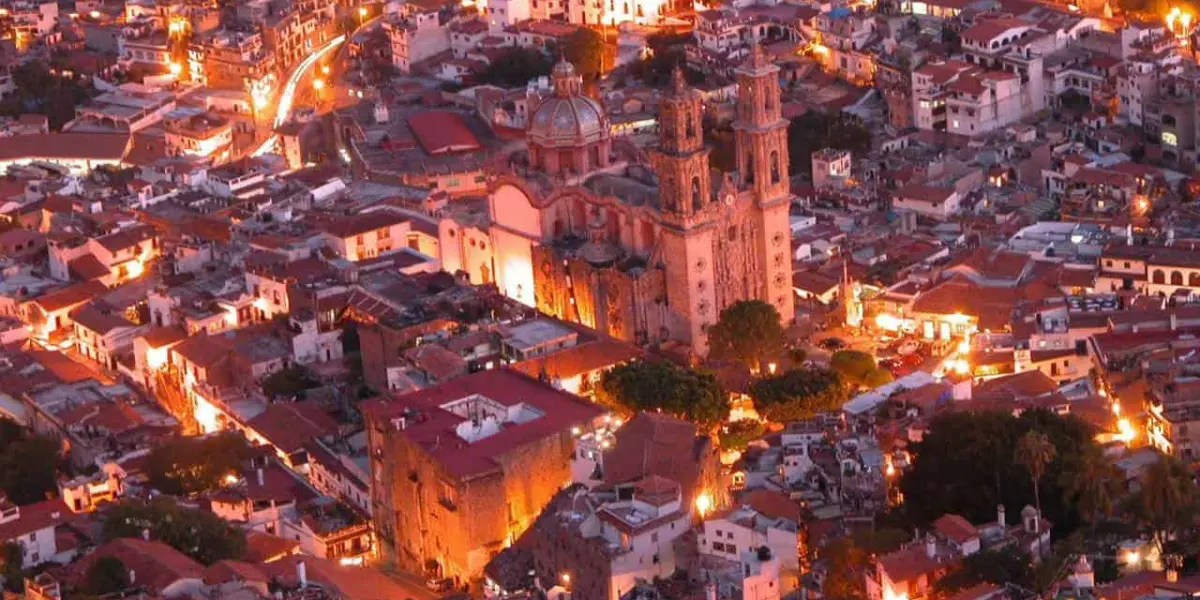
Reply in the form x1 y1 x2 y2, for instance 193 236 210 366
562 28 605 79
750 367 848 423
1016 430 1057 525
627 33 702 87
936 546 1035 595
598 360 729 428
821 537 870 600
262 365 319 399
0 60 98 130
476 47 554 88
0 433 61 504
707 300 784 373
85 556 131 595
1 541 22 592
898 409 1100 532
1130 454 1199 550
1059 444 1122 525
718 420 765 453
830 350 878 386
102 499 246 564
786 111 871 176
143 432 253 496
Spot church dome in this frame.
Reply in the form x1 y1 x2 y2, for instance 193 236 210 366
528 60 608 149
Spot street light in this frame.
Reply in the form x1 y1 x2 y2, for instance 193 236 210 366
313 78 325 90
359 6 368 17
169 62 182 75
321 64 330 75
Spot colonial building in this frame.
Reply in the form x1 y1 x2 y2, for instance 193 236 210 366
476 52 794 355
364 368 604 585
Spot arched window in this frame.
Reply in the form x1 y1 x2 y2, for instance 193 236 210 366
663 175 676 210
480 264 492 284
692 176 703 211
553 218 565 238
589 145 600 168
744 154 754 184
1153 270 1166 284
1190 272 1200 287
1172 271 1184 286
685 116 695 139
770 151 781 184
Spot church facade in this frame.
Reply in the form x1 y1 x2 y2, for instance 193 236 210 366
456 51 794 354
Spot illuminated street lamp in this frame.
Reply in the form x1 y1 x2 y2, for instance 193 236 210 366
169 62 182 75
321 64 331 75
313 78 325 90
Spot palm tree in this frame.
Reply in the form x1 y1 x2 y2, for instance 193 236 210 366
1134 454 1198 551
1059 444 1121 525
1016 431 1057 521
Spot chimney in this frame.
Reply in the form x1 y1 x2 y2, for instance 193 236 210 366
297 560 307 589
256 467 264 487
997 505 1005 528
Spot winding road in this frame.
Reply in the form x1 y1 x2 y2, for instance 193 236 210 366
252 34 347 157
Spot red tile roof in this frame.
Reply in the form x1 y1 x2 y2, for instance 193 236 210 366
362 368 604 479
0 498 72 542
0 132 130 161
933 513 979 544
406 111 481 155
67 538 202 594
31 281 107 313
246 403 340 454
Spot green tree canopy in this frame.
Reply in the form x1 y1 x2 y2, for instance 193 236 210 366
750 367 848 423
562 28 606 79
1129 454 1200 549
787 111 871 176
476 47 553 88
936 546 1036 595
0 420 63 505
262 365 319 399
143 432 254 496
627 33 702 87
829 350 881 387
0 60 99 130
598 360 729 429
718 420 765 453
707 300 785 372
102 499 246 564
85 556 131 595
1 541 22 592
898 409 1101 533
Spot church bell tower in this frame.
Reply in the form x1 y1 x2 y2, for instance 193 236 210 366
733 44 796 325
650 68 712 218
650 68 719 352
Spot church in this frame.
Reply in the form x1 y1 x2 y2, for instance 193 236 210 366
453 49 795 354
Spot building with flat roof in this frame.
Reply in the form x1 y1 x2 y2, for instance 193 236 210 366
364 368 604 585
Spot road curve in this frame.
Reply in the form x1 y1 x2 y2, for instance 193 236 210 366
253 34 347 157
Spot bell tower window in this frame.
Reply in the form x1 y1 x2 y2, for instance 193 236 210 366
686 115 695 139
692 176 702 211
770 151 780 184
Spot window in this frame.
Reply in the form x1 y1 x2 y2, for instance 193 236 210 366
379 227 391 240
712 542 725 552
1163 131 1179 147
727 544 738 554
